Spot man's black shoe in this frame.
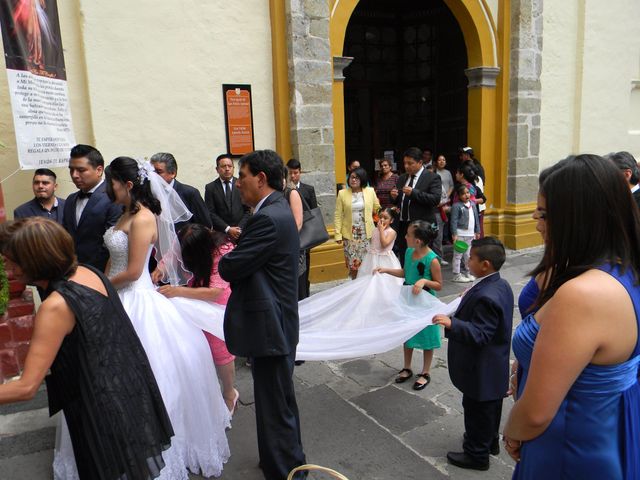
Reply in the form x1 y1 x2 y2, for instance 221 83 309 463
446 452 490 471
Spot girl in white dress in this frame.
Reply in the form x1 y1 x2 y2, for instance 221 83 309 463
357 208 401 278
54 158 230 479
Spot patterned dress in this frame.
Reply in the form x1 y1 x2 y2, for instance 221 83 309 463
343 191 370 273
375 173 399 209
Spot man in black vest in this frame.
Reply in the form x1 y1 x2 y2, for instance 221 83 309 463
204 153 250 241
391 147 442 265
62 144 122 271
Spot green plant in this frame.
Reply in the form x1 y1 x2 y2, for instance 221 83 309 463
0 255 9 315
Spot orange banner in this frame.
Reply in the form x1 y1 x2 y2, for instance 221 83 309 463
224 85 254 156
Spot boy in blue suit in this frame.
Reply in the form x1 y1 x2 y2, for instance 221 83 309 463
433 237 514 471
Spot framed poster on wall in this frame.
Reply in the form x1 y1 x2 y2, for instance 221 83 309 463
222 84 255 157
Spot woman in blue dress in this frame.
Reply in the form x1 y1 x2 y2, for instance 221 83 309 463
504 154 640 479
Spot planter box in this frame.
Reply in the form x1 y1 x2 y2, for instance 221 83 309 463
7 299 34 318
0 280 35 383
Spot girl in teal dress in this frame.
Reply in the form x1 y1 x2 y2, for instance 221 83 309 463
377 220 442 390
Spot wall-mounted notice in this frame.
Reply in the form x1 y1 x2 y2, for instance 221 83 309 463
0 0 76 169
223 84 254 157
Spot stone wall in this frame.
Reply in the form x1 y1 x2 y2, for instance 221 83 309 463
0 269 35 383
285 0 336 222
508 0 544 204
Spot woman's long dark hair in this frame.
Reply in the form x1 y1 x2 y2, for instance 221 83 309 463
532 154 640 308
177 224 227 288
457 162 477 184
105 157 161 215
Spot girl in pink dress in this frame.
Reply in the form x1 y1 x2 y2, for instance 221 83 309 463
158 224 239 413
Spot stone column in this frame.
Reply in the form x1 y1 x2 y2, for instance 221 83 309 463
285 0 335 222
507 0 544 204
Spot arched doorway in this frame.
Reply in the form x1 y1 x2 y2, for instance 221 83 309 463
342 0 468 177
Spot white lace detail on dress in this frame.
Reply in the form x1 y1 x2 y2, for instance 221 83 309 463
103 227 155 292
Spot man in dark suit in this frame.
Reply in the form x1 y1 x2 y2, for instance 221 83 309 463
433 237 514 471
286 158 317 210
204 153 250 241
62 144 122 271
608 151 640 209
391 147 442 265
219 150 306 480
150 152 212 232
286 158 317 300
14 168 65 224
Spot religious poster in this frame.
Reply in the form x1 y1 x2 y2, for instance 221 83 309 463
222 84 254 157
0 0 76 169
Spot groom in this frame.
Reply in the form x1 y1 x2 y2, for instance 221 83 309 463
219 150 306 480
62 144 122 271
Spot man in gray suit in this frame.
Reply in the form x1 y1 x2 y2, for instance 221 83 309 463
219 150 306 480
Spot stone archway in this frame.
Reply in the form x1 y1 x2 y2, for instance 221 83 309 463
340 0 469 176
271 0 541 280
330 0 502 186
329 0 541 249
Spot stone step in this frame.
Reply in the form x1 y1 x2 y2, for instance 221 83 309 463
0 385 55 460
0 386 49 416
0 408 56 460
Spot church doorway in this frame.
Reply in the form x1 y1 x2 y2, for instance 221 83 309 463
342 0 468 177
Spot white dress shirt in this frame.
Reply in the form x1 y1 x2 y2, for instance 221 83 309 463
75 179 104 225
400 166 425 221
253 191 274 214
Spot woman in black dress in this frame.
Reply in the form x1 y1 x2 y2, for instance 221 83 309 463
0 217 174 480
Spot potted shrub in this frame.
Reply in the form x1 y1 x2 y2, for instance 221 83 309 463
0 255 8 315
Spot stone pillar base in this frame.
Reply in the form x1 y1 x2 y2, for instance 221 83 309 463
484 204 542 250
309 240 348 283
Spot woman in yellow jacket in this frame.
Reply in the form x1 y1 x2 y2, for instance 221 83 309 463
334 167 381 279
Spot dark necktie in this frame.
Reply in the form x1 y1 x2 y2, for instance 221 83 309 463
78 191 92 200
401 175 415 221
224 180 232 207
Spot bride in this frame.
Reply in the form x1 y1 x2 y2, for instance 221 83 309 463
54 157 230 479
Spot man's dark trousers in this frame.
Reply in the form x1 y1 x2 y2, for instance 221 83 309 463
462 395 503 463
252 351 305 480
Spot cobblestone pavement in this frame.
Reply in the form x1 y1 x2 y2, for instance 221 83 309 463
0 246 542 480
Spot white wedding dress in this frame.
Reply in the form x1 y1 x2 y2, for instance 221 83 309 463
166 272 460 362
53 227 231 480
357 227 402 278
